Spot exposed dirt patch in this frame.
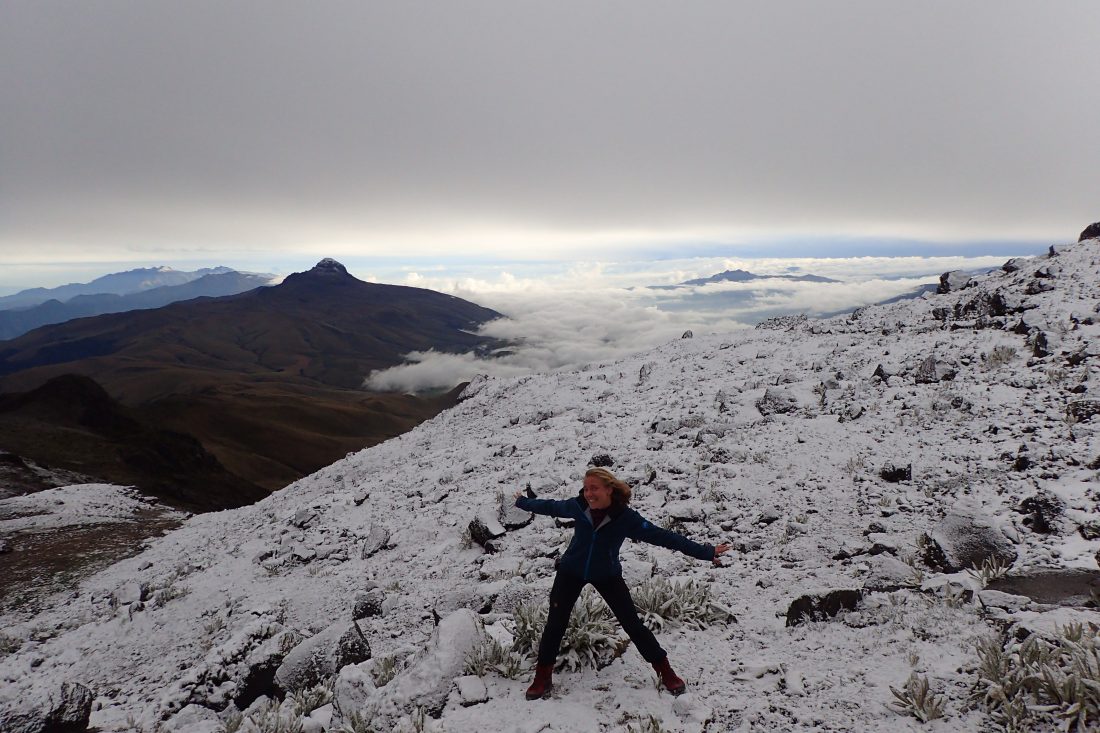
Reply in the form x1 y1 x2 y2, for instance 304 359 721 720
0 509 182 614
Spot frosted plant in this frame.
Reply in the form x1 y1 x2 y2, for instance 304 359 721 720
512 589 622 671
973 624 1100 731
291 677 334 716
889 672 946 722
371 654 400 687
966 555 1011 587
632 576 736 632
239 699 304 733
463 631 526 679
984 345 1017 370
625 714 670 733
0 633 21 656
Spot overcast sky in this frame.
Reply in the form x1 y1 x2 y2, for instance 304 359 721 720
2 1 1098 286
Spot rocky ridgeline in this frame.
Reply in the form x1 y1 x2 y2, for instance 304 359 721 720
0 235 1098 732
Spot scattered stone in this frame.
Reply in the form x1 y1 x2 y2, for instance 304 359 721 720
360 525 391 559
453 675 489 706
756 509 781 526
0 539 11 554
681 330 693 339
353 588 386 620
937 270 972 294
116 581 147 605
468 516 506 552
786 589 864 626
863 555 915 590
1067 399 1100 424
977 590 1031 612
352 490 369 506
291 509 317 529
1002 258 1025 273
922 511 1018 572
275 621 372 694
589 453 614 468
879 463 911 483
1017 490 1065 534
872 364 893 382
1030 330 1050 357
1078 521 1100 541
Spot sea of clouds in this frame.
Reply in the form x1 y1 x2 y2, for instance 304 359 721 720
362 254 1016 392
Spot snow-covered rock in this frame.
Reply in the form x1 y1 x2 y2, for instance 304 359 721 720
923 510 1018 572
274 621 371 694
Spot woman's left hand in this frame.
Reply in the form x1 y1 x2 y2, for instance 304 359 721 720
712 543 732 566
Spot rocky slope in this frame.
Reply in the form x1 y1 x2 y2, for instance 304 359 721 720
0 240 1097 732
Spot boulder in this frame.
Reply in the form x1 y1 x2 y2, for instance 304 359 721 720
1018 491 1065 534
360 525 390 559
159 704 222 733
786 589 863 626
453 675 489 706
275 621 372 694
332 609 480 728
1079 222 1100 242
468 516 506 551
0 682 95 733
879 463 911 483
914 356 956 384
681 330 693 339
498 494 532 531
863 555 916 590
353 588 386 620
922 511 1017 572
937 271 972 294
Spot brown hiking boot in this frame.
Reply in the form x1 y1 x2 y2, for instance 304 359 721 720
653 655 686 695
525 662 554 700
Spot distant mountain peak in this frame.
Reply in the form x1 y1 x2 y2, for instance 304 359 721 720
312 258 349 276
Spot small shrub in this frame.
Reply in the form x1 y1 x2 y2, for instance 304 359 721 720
150 585 189 607
463 633 526 679
973 624 1100 731
513 589 622 671
0 633 22 656
966 555 1011 587
889 672 946 722
984 345 1017 369
632 576 736 631
239 699 304 733
371 654 400 687
291 677 333 716
626 714 670 733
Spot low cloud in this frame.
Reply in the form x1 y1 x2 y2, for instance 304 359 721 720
362 254 1013 392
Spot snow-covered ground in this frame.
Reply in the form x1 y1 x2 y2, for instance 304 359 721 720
0 241 1097 732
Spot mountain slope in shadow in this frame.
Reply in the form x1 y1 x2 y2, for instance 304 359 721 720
0 259 503 499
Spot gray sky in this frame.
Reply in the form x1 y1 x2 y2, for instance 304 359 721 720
2 1 1098 277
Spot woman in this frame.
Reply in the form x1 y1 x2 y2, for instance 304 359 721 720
513 467 730 700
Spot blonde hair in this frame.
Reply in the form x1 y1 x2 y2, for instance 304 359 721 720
584 467 632 507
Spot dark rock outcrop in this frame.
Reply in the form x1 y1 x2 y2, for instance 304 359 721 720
1078 222 1100 242
786 589 863 626
879 463 911 483
1018 491 1065 534
937 271 972 294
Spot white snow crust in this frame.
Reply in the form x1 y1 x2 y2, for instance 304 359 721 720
0 241 1098 732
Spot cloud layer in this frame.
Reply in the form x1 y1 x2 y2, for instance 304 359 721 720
363 253 1013 391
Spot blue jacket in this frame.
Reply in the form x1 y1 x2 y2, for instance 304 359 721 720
515 492 715 582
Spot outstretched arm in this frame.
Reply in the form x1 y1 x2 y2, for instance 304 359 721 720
630 516 718 563
513 490 578 519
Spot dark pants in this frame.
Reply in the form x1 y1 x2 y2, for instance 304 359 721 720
536 572 666 666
